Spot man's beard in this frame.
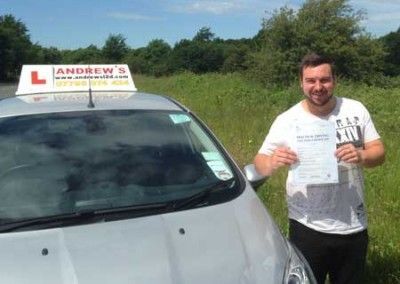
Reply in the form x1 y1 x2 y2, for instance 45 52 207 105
305 91 333 107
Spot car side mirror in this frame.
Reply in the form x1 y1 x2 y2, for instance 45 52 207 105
243 164 268 190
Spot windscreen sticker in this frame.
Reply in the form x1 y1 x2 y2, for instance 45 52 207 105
202 152 223 161
202 151 233 181
206 161 233 180
169 114 191 124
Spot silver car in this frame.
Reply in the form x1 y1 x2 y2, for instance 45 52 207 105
0 66 315 283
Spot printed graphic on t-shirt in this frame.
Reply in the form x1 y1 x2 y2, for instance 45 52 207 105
356 203 365 218
288 150 365 224
336 116 363 148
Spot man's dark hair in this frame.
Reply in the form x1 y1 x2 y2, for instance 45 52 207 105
299 53 335 79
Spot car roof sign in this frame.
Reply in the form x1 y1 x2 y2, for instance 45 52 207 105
16 64 137 95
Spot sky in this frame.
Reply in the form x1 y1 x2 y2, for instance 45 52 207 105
1 0 399 50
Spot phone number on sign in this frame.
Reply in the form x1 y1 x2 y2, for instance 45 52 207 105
55 80 129 87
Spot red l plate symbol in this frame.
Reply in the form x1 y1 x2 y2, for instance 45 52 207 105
31 71 46 84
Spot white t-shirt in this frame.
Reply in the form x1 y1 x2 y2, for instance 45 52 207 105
258 97 380 234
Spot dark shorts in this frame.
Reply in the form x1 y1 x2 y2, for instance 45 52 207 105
289 219 369 284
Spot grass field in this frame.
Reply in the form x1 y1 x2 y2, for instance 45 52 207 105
135 72 400 283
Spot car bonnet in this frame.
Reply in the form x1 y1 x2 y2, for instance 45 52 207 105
0 186 288 284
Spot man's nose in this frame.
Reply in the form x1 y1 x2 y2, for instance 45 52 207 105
314 80 322 90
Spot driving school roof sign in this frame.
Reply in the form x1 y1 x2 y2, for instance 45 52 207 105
16 64 137 95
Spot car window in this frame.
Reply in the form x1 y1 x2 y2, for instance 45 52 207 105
0 110 239 221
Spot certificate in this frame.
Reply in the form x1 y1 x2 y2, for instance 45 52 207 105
291 120 338 184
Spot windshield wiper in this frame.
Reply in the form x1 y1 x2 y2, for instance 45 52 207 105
169 178 235 210
82 179 235 216
94 202 171 215
0 211 101 233
0 202 175 233
0 179 235 233
72 179 235 216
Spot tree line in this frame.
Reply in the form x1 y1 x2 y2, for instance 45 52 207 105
1 0 399 87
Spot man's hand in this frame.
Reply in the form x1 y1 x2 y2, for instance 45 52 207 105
270 147 298 170
335 140 385 167
254 147 298 176
335 143 361 164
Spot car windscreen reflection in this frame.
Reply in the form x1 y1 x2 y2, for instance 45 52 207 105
0 110 237 221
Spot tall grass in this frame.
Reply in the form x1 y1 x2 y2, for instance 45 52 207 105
135 72 400 283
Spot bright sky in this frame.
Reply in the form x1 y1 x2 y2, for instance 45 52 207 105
1 0 399 50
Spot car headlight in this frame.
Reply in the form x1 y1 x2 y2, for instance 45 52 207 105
283 241 316 284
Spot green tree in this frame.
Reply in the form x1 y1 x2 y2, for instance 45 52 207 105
61 45 102 64
143 39 172 76
102 34 129 63
248 6 299 85
0 14 33 81
193 27 215 42
221 42 250 73
22 44 61 65
42 47 62 64
169 27 224 74
170 39 224 73
248 0 386 86
124 48 148 74
380 27 400 76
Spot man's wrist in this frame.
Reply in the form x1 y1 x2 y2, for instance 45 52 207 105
357 149 365 166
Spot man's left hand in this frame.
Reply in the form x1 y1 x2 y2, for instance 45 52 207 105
335 143 361 164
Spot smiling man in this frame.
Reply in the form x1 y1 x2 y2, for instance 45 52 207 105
254 53 385 284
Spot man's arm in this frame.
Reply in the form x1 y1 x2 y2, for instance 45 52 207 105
335 139 385 168
254 147 298 176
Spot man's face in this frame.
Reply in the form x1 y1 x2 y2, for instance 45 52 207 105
301 64 335 107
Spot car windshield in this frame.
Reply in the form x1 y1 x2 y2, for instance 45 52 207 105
0 110 239 222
